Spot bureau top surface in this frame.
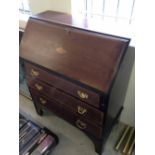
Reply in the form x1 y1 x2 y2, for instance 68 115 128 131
20 11 130 94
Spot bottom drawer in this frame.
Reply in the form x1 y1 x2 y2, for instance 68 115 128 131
30 89 103 139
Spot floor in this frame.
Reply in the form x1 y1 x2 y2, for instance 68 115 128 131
19 94 134 155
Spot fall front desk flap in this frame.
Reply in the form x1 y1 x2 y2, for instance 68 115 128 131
20 11 130 94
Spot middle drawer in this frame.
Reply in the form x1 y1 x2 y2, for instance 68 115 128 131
27 78 104 126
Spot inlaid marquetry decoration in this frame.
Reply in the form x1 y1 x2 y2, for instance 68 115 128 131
56 47 67 54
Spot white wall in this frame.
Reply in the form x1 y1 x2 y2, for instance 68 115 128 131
19 0 135 126
19 0 71 29
29 0 71 14
120 62 135 126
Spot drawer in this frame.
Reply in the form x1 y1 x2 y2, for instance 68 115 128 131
25 62 102 108
28 78 104 125
30 89 103 139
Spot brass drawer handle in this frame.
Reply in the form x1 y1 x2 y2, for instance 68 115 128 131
31 69 39 77
77 106 87 115
77 90 88 99
39 97 47 105
76 120 87 130
35 83 43 91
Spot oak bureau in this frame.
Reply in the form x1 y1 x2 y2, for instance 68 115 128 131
20 11 130 154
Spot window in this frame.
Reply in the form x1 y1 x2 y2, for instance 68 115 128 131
19 0 31 15
72 0 135 45
72 0 135 25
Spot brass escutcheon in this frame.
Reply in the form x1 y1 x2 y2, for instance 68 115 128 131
31 69 39 77
76 120 87 130
77 106 87 115
39 97 47 105
35 83 43 91
77 90 88 99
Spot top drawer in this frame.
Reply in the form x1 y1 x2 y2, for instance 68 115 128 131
24 62 102 108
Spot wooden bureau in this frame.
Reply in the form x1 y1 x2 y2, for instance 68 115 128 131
20 11 130 154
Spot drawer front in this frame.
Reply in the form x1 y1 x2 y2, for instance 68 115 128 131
28 78 104 125
25 62 101 108
30 89 103 139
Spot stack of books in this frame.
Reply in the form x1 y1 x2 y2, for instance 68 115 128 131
19 114 58 155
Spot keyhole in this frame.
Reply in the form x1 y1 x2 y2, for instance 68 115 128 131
65 28 71 35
